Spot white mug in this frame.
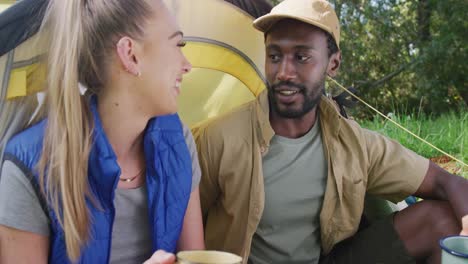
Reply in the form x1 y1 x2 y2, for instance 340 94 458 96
439 235 468 264
176 250 242 264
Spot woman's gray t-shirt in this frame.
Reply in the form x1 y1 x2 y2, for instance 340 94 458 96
0 125 201 263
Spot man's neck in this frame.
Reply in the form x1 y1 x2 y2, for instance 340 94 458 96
269 107 318 139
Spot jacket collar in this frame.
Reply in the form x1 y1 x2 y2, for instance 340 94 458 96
87 96 186 207
255 90 275 147
255 89 342 146
88 96 120 207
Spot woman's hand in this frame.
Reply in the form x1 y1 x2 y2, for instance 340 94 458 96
461 215 468 236
143 250 176 264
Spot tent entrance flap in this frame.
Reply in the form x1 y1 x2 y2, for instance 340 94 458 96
168 0 270 127
178 39 266 127
178 68 256 127
184 38 266 95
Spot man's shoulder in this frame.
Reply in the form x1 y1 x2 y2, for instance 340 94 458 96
193 100 257 141
320 97 365 137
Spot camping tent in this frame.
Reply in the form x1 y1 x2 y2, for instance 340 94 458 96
0 0 48 164
0 0 271 162
165 0 271 126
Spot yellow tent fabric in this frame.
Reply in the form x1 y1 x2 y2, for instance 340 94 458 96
2 0 267 128
1 1 46 100
166 0 267 127
0 0 14 13
6 60 46 99
183 42 265 96
1 32 47 100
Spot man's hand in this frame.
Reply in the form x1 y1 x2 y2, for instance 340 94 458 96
461 215 468 236
143 250 176 264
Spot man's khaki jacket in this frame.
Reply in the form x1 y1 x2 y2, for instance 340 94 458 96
193 90 428 261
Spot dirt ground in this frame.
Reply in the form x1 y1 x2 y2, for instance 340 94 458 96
431 155 467 176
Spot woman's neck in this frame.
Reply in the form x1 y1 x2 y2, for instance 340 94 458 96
97 86 148 189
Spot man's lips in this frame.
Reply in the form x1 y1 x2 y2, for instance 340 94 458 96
274 85 303 96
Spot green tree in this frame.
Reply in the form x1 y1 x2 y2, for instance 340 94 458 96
414 0 468 109
266 0 467 118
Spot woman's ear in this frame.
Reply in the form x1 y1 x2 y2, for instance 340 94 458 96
327 51 341 78
116 37 140 76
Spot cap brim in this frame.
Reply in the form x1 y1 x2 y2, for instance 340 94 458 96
253 13 332 37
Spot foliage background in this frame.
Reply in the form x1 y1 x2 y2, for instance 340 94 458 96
268 0 466 173
268 0 467 118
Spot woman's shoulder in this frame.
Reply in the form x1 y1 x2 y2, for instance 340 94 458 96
4 119 47 169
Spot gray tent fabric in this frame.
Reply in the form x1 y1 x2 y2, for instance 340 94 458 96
0 0 47 57
0 0 47 175
0 0 269 58
224 0 272 18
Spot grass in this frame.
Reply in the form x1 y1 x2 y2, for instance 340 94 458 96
358 111 467 178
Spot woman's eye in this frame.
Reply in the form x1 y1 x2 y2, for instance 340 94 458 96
177 40 187 47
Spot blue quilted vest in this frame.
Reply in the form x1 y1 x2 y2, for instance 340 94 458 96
3 97 192 263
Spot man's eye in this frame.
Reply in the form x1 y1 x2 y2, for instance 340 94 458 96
297 55 310 62
268 54 280 62
177 41 187 47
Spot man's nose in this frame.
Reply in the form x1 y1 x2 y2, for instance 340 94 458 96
277 58 296 81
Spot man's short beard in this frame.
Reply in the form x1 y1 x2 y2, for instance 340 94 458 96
268 78 325 119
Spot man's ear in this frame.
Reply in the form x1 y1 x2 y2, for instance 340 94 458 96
327 51 341 78
116 37 140 76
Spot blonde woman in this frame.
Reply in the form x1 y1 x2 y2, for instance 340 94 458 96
0 0 204 263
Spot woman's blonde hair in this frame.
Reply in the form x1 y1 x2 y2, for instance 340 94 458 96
38 0 152 260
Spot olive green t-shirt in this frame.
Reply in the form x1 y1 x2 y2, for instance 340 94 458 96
249 118 327 264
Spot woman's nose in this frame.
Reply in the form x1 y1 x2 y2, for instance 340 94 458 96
182 56 192 74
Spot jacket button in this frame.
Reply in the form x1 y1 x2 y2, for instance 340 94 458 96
254 206 260 215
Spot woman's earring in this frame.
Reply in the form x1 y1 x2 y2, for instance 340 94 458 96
125 68 140 77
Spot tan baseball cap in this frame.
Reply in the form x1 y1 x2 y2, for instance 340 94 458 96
253 0 340 48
